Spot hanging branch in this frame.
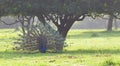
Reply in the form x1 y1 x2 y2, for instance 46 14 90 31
113 15 120 19
17 16 26 35
0 19 20 25
47 14 59 27
0 16 29 25
74 15 86 21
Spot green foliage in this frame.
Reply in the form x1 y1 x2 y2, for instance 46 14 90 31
0 0 120 42
0 0 120 16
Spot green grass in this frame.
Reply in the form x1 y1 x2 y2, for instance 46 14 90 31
0 29 120 66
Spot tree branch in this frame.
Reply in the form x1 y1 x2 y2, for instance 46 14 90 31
74 15 86 21
113 15 120 19
48 15 59 27
0 19 20 25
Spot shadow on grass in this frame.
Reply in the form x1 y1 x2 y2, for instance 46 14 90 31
0 49 120 59
0 51 60 59
67 31 120 39
63 49 120 55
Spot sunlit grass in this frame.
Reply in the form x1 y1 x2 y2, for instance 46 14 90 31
0 29 120 66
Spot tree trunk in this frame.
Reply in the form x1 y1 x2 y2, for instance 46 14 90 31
114 19 118 30
37 15 77 52
58 27 68 38
107 15 114 32
58 23 74 38
56 20 75 52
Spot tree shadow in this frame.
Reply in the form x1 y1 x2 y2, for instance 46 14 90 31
0 49 120 60
67 31 120 39
0 51 60 59
63 49 120 55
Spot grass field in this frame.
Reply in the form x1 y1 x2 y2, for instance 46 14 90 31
0 29 120 66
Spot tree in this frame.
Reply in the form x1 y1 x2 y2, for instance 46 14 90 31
102 15 116 32
107 14 114 31
0 0 120 52
107 15 118 31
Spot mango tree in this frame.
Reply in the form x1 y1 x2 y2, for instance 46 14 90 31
0 0 120 52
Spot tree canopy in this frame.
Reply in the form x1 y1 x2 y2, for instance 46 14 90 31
0 0 120 52
0 0 120 16
0 0 120 37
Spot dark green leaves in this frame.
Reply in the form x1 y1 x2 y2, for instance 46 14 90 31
0 0 120 16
